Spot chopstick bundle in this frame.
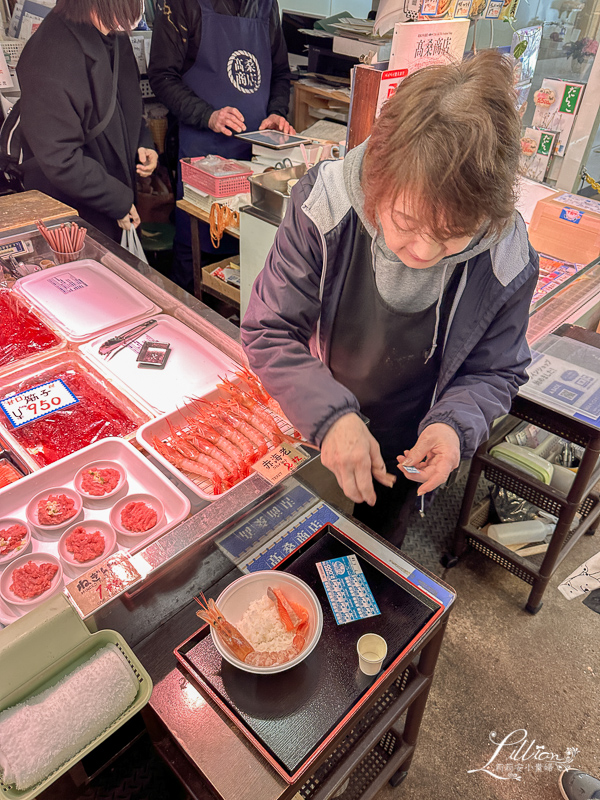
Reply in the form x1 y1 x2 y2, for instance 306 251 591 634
36 220 87 256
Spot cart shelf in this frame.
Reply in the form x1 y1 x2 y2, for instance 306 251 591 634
450 395 600 614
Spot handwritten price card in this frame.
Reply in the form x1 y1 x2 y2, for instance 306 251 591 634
66 552 142 617
0 379 79 428
252 442 309 484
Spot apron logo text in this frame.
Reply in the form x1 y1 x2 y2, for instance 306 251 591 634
227 49 261 94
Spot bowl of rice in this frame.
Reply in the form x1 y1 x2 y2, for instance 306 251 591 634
209 571 323 675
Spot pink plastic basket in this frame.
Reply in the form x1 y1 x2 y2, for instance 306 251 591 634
180 156 252 198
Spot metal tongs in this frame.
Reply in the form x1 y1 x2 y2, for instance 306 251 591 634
98 319 158 360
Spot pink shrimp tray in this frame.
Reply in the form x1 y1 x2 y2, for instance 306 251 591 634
136 381 300 502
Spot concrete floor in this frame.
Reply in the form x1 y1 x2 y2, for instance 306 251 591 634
375 529 600 800
301 460 600 799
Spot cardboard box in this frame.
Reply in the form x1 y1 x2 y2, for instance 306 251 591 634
529 192 600 264
202 256 240 305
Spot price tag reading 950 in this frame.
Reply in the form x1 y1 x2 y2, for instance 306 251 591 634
0 379 79 428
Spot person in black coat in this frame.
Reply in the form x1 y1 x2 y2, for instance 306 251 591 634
17 0 158 241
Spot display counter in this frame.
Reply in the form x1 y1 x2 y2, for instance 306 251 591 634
0 195 455 800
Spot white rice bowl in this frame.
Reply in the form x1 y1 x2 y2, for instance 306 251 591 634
237 595 296 652
210 571 323 675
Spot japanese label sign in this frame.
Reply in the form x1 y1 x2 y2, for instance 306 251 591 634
484 0 502 18
217 484 314 561
454 0 473 17
559 84 582 114
537 132 554 155
252 442 309 484
0 378 78 428
554 193 600 215
66 552 141 616
559 207 583 224
47 273 88 294
317 554 381 625
244 505 339 572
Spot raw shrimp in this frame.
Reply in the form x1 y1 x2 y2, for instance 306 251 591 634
192 420 249 478
210 405 269 457
234 367 301 438
268 586 309 637
194 595 254 661
167 421 239 480
195 591 307 667
153 438 224 494
190 403 257 463
218 377 300 444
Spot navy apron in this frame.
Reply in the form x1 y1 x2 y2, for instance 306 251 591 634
329 222 460 543
173 0 272 286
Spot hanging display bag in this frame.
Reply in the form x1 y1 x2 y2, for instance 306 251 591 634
120 226 149 264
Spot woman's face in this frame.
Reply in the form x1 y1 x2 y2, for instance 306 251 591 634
378 193 475 270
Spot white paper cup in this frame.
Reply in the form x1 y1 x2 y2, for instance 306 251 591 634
357 633 387 676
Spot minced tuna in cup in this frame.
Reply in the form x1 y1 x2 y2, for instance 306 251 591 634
37 494 76 526
121 501 158 533
65 527 106 562
80 467 121 497
10 560 58 599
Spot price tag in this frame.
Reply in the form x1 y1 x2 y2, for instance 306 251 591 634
252 442 309 485
66 552 142 617
0 379 79 428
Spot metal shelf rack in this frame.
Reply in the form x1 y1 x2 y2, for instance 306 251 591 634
449 395 600 614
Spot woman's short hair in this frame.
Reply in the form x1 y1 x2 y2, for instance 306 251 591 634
362 49 521 241
55 0 142 32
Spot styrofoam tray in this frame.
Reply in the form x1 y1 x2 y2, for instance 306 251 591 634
0 438 190 625
0 351 152 473
136 381 298 501
81 314 237 415
13 260 160 342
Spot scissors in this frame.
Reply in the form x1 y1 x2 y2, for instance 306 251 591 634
98 319 158 360
274 157 293 170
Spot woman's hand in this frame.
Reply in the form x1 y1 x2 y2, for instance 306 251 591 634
259 114 296 135
136 147 158 178
209 107 246 136
117 204 140 230
321 413 396 506
397 423 460 495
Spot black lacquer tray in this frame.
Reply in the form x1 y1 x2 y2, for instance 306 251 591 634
175 524 444 783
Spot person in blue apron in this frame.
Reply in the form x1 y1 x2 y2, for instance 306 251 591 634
148 0 293 292
241 51 539 547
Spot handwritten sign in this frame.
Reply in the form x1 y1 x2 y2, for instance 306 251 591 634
66 552 141 617
252 442 309 484
0 379 79 428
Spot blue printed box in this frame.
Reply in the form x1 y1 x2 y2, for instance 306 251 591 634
316 555 380 625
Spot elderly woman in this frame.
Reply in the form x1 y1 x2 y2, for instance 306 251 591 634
241 50 538 546
17 0 158 240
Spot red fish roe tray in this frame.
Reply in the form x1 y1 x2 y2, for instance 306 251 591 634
0 524 27 557
0 289 60 369
80 467 120 496
10 560 59 599
0 363 142 468
65 526 106 562
121 501 157 532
